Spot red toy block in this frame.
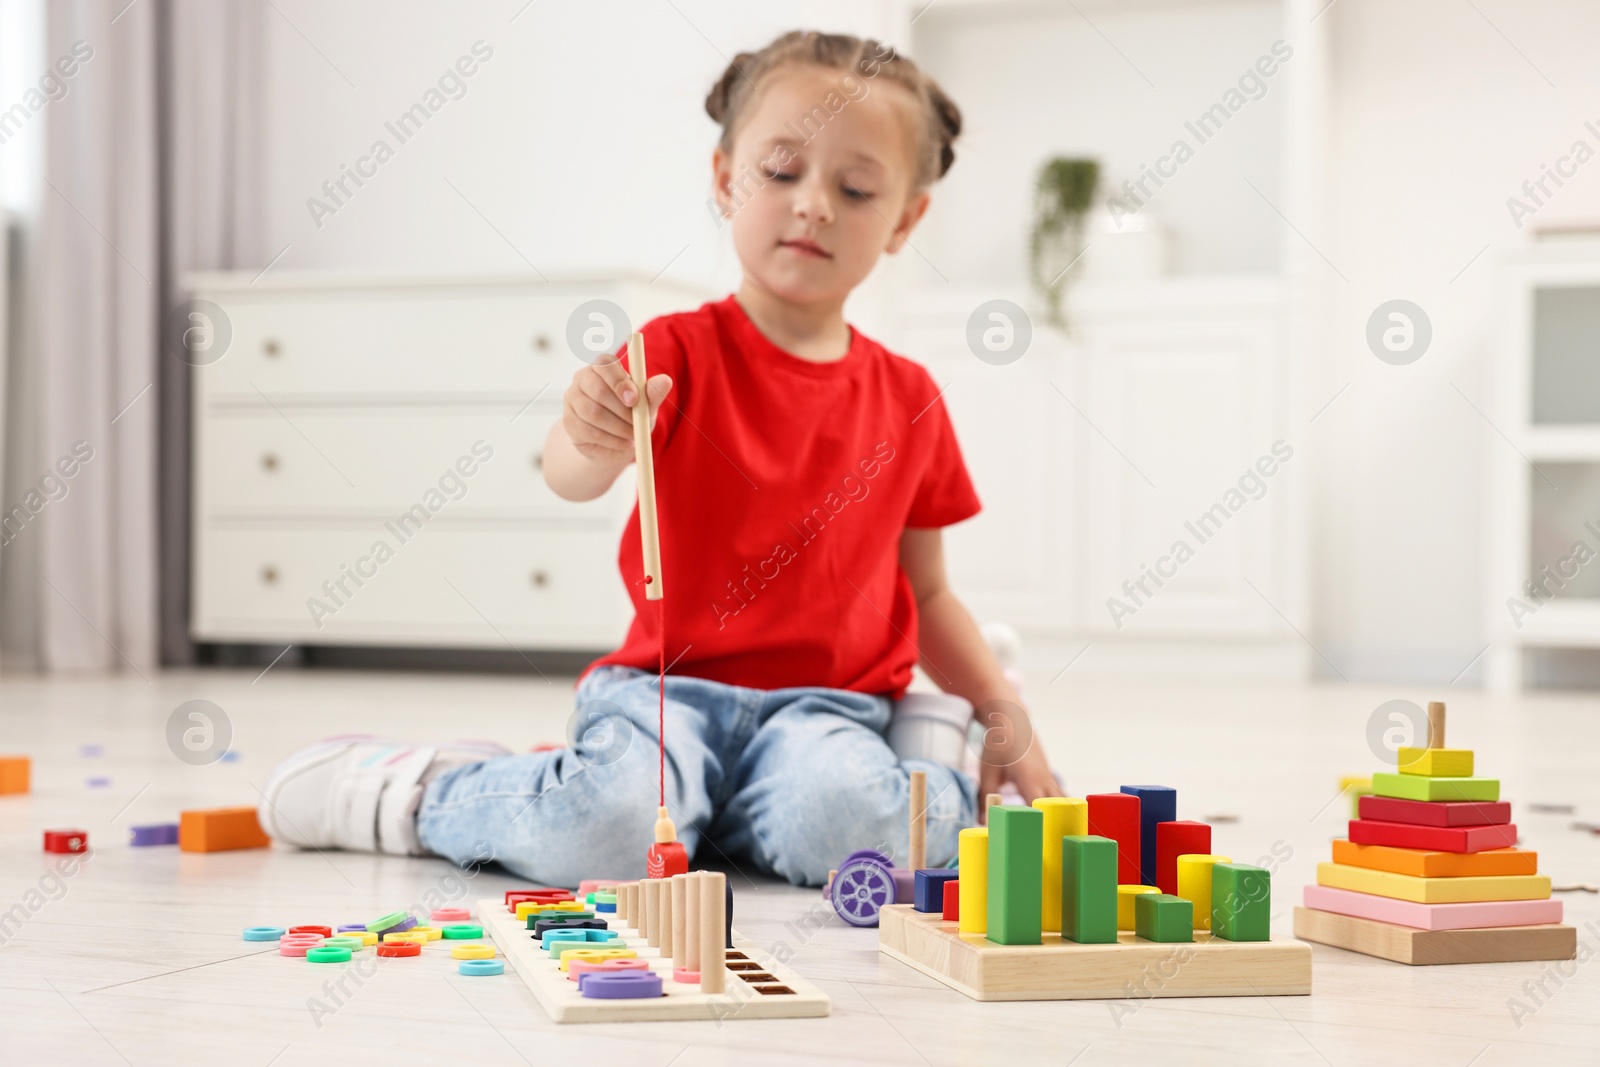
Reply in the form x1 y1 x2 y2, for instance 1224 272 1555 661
942 879 960 922
0 755 30 795
505 889 573 905
1086 793 1141 885
1154 820 1212 896
44 829 88 854
1347 818 1517 854
647 840 688 879
178 806 270 852
1357 795 1510 827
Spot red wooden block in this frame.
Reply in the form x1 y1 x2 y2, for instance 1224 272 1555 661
1358 795 1511 827
1154 820 1212 896
1087 793 1141 885
1348 818 1517 854
942 878 960 922
505 889 572 905
647 840 689 879
43 829 88 854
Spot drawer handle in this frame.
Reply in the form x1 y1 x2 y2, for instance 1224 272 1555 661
531 452 543 472
530 570 549 588
260 565 280 585
533 333 551 353
261 453 279 472
263 338 281 358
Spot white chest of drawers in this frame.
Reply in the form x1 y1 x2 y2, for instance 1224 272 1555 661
185 272 706 652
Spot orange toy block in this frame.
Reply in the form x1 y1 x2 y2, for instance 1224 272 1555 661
179 806 271 852
0 756 30 795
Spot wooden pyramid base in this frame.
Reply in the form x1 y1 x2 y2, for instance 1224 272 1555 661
1293 906 1577 965
878 904 1311 1001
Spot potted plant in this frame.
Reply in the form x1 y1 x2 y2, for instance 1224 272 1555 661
1029 157 1099 329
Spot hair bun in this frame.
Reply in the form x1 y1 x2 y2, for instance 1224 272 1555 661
705 52 755 124
929 85 962 178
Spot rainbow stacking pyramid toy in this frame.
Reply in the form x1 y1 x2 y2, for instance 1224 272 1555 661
1294 701 1577 965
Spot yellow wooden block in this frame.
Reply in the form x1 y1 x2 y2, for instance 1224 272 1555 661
958 828 988 935
1116 885 1159 931
558 946 636 972
1316 862 1552 904
1396 747 1473 776
1176 854 1232 930
516 900 585 920
1034 798 1087 933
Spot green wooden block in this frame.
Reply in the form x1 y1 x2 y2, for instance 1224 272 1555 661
1371 771 1499 803
1060 835 1118 943
1134 893 1193 942
986 805 1043 945
1210 862 1271 942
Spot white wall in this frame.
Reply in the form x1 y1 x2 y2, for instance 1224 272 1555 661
1313 0 1600 682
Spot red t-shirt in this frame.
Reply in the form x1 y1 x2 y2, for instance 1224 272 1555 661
583 295 981 698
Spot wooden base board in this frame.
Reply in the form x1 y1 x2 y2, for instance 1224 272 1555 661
878 904 1311 1001
476 897 829 1023
1293 906 1577 965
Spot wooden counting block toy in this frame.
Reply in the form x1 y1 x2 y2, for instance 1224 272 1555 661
1117 885 1158 931
1357 795 1510 827
958 827 988 935
1119 785 1175 887
1347 818 1517 854
1033 797 1086 933
1396 747 1473 777
942 879 960 921
1086 793 1140 885
178 807 270 852
0 755 30 795
1210 863 1271 942
1330 839 1538 878
1154 820 1211 896
913 869 958 913
987 806 1043 945
1370 771 1498 803
1060 836 1117 944
1134 893 1192 943
1176 854 1232 931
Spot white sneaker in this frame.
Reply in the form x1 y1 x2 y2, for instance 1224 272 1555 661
257 735 509 855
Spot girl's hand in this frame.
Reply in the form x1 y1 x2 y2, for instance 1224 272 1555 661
562 357 673 465
975 703 1062 822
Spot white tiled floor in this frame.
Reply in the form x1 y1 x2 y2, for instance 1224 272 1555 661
0 665 1596 1066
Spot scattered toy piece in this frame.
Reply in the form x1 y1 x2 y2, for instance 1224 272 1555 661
0 756 31 795
458 959 505 976
1551 884 1599 894
178 806 269 852
128 823 179 847
243 926 285 941
43 829 88 854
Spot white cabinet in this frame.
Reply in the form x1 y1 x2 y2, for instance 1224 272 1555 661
186 272 705 651
886 277 1303 669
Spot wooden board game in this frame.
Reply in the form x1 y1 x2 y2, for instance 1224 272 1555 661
878 904 1312 1001
1293 906 1577 966
477 896 830 1023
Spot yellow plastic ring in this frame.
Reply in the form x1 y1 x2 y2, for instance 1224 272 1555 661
451 944 497 960
384 931 429 944
410 926 442 941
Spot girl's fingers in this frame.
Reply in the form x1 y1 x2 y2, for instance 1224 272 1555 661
574 375 634 437
591 353 639 407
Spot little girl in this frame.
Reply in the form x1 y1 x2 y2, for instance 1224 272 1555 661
259 30 1058 887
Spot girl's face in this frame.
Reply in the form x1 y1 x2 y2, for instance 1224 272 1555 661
712 65 932 307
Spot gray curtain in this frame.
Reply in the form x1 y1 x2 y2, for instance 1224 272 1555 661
0 0 260 673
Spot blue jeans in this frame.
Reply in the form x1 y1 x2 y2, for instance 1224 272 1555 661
417 666 974 887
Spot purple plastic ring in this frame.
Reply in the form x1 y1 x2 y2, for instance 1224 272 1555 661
579 971 664 999
376 915 417 935
336 923 369 932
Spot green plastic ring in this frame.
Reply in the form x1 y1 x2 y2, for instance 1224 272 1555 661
366 911 409 932
322 937 362 951
306 946 353 963
441 924 484 939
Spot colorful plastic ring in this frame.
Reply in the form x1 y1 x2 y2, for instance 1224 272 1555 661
243 926 285 941
458 959 505 976
376 941 421 958
570 958 650 983
441 924 484 939
279 934 325 945
383 931 428 944
410 926 442 941
579 971 662 999
322 937 363 951
279 941 320 957
336 923 369 933
672 967 702 983
366 911 409 932
350 931 378 947
288 925 332 938
306 946 353 963
451 944 496 960
431 907 471 922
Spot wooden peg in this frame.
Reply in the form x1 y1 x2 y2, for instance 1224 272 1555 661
1428 702 1446 749
659 876 675 958
700 871 727 994
671 874 688 972
685 873 702 973
909 770 928 873
987 793 1002 813
628 332 663 601
641 878 659 944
